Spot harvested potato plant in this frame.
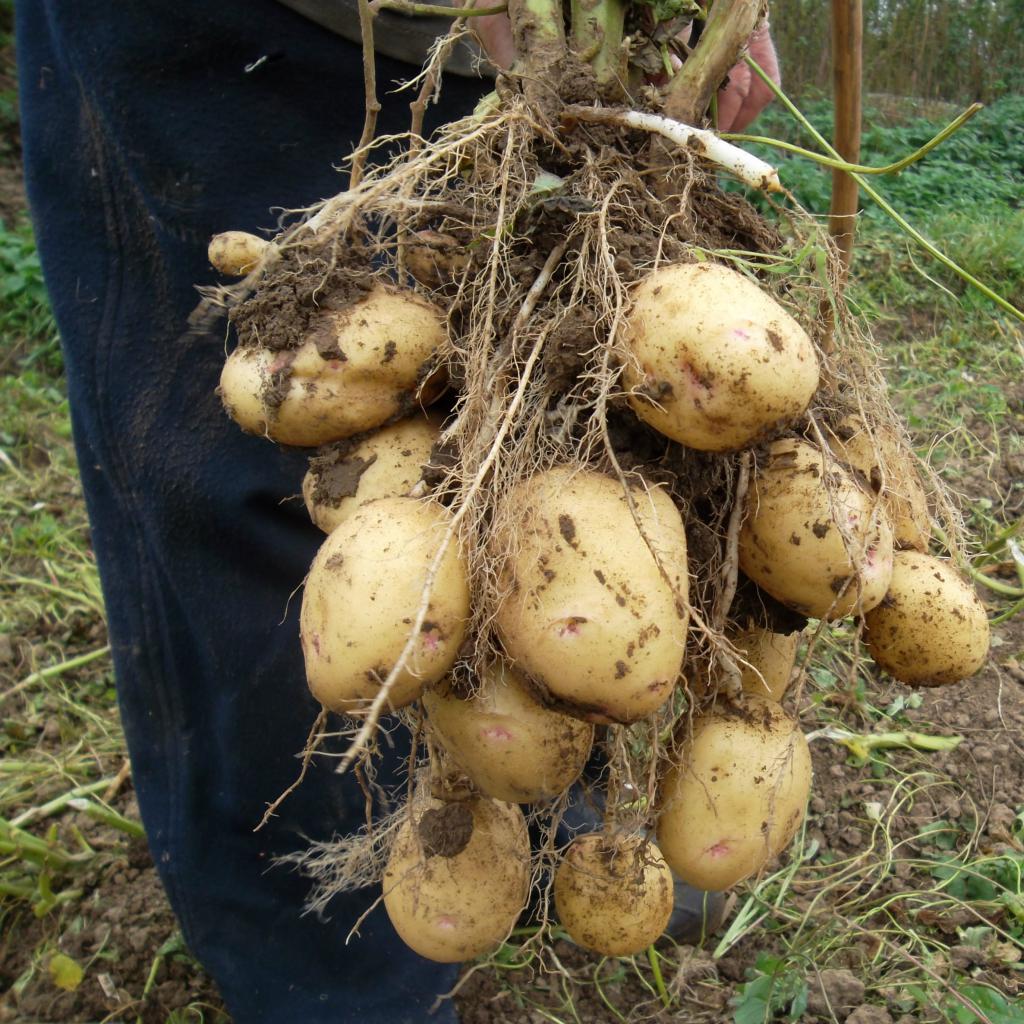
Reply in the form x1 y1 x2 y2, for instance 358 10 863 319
204 0 990 972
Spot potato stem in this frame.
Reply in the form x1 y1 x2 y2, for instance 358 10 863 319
569 0 627 98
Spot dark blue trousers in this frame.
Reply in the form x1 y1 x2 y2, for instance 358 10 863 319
16 4 485 1020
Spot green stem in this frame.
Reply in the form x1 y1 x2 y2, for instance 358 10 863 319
0 820 93 872
1 645 111 705
646 945 670 1009
570 0 626 96
966 565 1024 598
10 779 113 829
371 0 508 14
990 596 1024 625
724 103 982 175
744 56 1024 324
508 0 568 107
67 798 146 840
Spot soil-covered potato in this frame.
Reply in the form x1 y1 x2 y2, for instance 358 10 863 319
730 626 801 702
657 695 812 891
738 439 895 619
300 497 469 714
303 415 442 533
208 230 269 276
423 661 593 804
405 230 469 289
219 285 446 447
493 466 689 724
864 550 990 686
383 796 530 963
622 263 819 452
553 833 674 957
825 414 931 552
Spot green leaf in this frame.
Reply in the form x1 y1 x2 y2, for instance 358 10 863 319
48 953 84 992
733 975 774 1024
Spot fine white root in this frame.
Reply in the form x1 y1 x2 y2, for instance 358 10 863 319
564 105 783 193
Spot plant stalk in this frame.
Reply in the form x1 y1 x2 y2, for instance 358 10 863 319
508 0 568 108
663 0 763 124
570 0 627 98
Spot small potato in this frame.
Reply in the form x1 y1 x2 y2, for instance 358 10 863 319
825 414 931 552
657 695 812 892
730 627 801 702
300 497 469 714
303 415 442 533
554 833 674 957
219 284 446 447
423 661 594 804
405 231 469 289
383 795 530 963
208 230 270 276
622 263 819 452
492 466 689 724
738 439 895 619
864 550 990 686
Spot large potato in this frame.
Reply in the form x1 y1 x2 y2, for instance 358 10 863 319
738 439 895 619
300 497 469 714
554 833 674 956
220 285 445 447
730 626 801 702
864 551 989 686
383 795 530 963
493 466 689 724
303 415 441 533
622 263 819 452
657 695 812 892
423 661 594 804
825 414 931 552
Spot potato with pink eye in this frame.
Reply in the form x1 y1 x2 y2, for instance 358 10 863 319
656 695 812 892
300 497 469 715
423 661 594 804
824 414 931 552
622 263 819 452
219 284 446 447
383 795 530 963
738 439 895 620
864 551 990 686
554 833 674 956
492 466 689 724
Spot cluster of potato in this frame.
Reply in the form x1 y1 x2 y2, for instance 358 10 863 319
213 235 990 964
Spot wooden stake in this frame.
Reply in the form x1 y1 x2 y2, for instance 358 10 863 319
828 0 863 275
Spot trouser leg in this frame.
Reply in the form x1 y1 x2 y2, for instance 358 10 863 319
16 3 485 1020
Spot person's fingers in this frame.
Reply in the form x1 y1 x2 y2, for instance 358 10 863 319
463 8 515 69
723 22 780 131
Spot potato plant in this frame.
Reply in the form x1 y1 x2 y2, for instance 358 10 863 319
204 0 992 968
